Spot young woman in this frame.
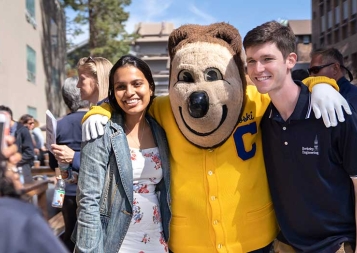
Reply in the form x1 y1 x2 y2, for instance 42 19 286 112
75 55 171 253
76 56 113 105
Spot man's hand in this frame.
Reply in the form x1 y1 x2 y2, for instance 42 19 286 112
311 83 352 127
51 144 75 164
82 115 108 142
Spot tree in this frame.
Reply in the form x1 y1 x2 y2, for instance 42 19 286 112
60 0 135 64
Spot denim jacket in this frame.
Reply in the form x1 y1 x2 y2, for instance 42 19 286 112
73 112 171 253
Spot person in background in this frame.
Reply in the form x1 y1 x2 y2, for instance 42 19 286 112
76 56 113 105
0 106 35 184
49 76 90 252
32 119 46 162
244 20 357 253
291 68 309 81
309 47 357 110
74 55 171 253
0 135 68 253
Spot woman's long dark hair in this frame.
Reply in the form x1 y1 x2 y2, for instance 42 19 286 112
108 54 156 114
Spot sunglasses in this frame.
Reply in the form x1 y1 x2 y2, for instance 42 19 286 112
308 62 354 81
85 56 95 64
307 62 335 75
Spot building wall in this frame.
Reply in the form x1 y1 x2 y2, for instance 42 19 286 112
296 38 313 62
132 22 174 96
135 41 168 57
142 57 169 74
0 0 66 123
312 0 357 83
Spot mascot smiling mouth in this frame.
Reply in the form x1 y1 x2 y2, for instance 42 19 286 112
179 105 228 136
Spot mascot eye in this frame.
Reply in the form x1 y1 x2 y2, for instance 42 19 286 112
204 68 223 82
178 70 194 83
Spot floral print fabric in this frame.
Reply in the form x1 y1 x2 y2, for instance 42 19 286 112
119 147 168 253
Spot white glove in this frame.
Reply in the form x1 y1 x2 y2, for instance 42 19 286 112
82 115 109 142
311 83 352 128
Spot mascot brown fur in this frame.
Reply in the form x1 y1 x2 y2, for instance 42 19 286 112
167 23 247 148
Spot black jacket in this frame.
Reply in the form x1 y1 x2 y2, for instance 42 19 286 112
14 123 34 166
0 197 68 253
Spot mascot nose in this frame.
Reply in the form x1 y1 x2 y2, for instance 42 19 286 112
188 91 209 118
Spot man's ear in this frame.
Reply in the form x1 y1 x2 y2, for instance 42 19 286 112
287 52 297 69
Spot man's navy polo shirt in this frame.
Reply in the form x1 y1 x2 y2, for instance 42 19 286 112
338 76 357 111
261 81 357 253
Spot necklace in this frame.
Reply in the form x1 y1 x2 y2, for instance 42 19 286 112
125 120 146 150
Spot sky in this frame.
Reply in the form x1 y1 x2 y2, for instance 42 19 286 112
69 0 312 45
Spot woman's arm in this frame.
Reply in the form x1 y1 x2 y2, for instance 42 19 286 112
75 131 110 253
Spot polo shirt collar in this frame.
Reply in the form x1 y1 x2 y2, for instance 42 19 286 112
268 80 312 123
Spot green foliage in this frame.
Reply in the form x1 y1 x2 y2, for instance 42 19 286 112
60 0 135 65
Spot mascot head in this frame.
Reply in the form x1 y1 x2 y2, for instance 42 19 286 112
168 22 247 148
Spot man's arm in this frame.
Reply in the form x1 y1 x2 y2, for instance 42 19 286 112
303 76 351 127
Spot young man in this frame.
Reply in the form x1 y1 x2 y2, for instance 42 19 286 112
0 105 34 183
243 21 357 253
310 47 357 111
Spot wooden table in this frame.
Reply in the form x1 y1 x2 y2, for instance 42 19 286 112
21 179 50 220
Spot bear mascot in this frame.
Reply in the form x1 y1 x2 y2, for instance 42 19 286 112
81 23 345 252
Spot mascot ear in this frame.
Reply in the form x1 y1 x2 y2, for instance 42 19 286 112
206 23 243 57
168 24 201 61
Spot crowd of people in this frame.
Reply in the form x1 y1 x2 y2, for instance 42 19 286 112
1 20 357 253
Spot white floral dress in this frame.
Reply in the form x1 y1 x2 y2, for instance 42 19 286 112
119 147 168 253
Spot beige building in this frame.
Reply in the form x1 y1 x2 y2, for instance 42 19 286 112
288 19 313 71
131 22 174 96
311 0 357 83
0 0 66 123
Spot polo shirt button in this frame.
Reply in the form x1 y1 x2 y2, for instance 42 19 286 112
283 127 286 130
208 149 214 152
213 220 219 225
217 244 222 249
284 141 288 145
208 171 213 176
211 196 216 201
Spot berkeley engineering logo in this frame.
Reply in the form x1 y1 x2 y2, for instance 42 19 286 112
301 135 319 155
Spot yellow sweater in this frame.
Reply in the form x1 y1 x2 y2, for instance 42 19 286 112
83 76 338 252
151 88 276 252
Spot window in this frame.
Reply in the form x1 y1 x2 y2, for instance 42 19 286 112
334 29 339 43
26 45 36 83
321 15 326 32
26 0 35 18
320 3 324 15
27 106 37 119
343 0 348 20
303 35 310 44
335 6 340 25
328 10 333 28
327 33 332 45
342 24 348 39
320 37 325 47
25 0 36 28
327 0 331 12
351 19 357 35
353 0 357 14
